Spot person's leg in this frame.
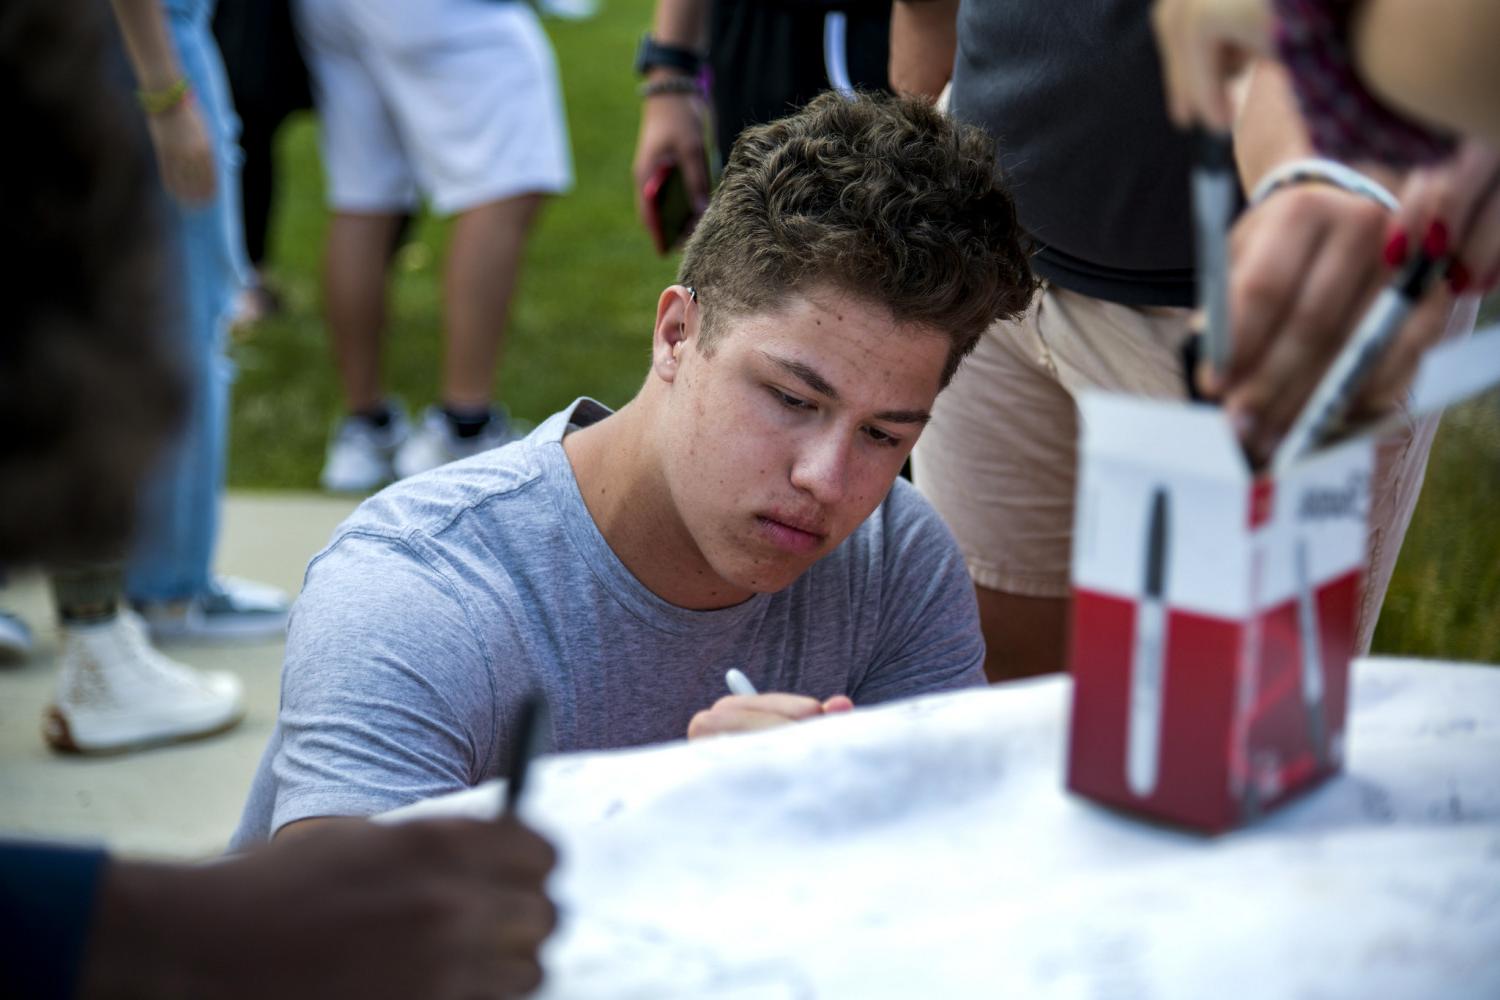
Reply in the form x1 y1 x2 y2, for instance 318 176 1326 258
325 211 403 414
370 0 570 474
125 11 291 639
294 0 421 490
912 284 1196 683
124 11 243 606
912 285 1083 682
438 194 543 410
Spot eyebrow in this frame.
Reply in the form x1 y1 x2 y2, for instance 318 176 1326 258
761 351 932 425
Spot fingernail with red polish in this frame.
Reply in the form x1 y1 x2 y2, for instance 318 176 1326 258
1423 219 1449 258
1448 259 1471 294
1382 229 1409 268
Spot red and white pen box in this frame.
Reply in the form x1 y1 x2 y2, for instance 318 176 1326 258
1065 326 1500 832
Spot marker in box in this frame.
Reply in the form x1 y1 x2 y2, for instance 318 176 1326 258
1127 487 1171 798
1293 539 1328 767
1191 130 1237 376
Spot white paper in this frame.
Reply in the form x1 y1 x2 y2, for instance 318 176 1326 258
382 659 1500 999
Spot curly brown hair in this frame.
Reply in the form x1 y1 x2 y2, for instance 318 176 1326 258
0 0 185 566
679 91 1035 386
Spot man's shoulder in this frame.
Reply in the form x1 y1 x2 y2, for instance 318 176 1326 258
335 438 553 551
330 399 606 556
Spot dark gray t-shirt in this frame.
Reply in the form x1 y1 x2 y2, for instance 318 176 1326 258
233 399 984 845
951 0 1196 307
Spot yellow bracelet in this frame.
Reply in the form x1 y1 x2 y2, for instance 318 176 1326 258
136 77 190 115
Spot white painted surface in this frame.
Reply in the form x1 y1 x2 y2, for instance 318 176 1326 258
383 658 1500 999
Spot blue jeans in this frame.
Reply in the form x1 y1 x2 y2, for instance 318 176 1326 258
125 1 249 602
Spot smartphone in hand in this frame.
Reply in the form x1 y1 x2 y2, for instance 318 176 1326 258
643 161 696 256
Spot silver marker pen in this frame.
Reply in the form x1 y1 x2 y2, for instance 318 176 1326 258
1271 252 1444 474
1192 130 1237 375
1127 488 1171 798
725 668 758 697
1293 538 1327 767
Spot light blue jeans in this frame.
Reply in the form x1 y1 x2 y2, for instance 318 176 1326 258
126 0 249 602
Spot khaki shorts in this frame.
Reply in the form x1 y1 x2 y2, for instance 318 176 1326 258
911 281 1477 653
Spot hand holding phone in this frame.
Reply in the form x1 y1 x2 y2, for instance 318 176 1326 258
643 161 698 256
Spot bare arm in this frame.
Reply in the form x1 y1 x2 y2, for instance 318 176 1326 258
108 0 182 91
107 0 215 204
81 820 557 999
889 0 959 101
632 0 712 227
1352 0 1500 148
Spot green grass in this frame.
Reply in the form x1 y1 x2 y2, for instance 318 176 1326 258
226 0 1500 663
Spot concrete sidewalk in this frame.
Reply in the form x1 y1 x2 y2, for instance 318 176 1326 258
0 493 359 859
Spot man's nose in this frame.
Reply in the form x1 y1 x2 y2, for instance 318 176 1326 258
789 429 850 505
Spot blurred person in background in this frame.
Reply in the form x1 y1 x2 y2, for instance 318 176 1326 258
299 0 573 493
107 0 291 645
9 0 294 756
890 0 1478 684
1 5 558 995
1152 0 1500 299
631 0 893 243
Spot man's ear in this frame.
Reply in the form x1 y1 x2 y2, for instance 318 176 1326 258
650 285 695 384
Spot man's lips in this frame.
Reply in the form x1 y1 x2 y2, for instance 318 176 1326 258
756 513 827 554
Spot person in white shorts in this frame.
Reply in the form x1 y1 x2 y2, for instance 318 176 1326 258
295 0 573 491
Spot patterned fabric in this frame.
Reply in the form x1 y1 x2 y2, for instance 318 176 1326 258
1273 0 1456 167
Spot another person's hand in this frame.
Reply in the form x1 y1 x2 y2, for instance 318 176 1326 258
145 97 216 205
1211 181 1452 461
1392 138 1500 296
1152 0 1274 130
83 818 558 999
631 85 711 232
687 692 854 739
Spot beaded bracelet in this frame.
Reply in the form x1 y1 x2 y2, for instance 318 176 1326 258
136 77 190 115
638 75 700 100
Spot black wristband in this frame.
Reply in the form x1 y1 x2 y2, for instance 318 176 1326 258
634 33 701 77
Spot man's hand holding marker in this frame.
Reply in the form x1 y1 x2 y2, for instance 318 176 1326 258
686 669 855 739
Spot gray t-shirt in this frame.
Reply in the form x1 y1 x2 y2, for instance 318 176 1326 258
233 398 983 845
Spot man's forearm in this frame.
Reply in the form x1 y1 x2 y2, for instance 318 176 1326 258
1352 0 1500 147
890 0 960 101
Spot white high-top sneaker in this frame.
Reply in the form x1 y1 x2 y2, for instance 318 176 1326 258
43 610 245 753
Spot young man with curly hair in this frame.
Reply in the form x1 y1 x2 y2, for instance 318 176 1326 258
234 92 1035 845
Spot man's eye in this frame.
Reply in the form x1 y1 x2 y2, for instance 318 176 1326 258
864 425 902 449
770 388 813 410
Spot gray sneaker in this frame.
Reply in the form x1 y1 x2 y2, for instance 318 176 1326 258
136 576 290 643
321 404 411 493
393 406 527 480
